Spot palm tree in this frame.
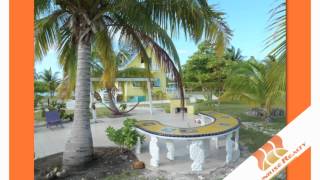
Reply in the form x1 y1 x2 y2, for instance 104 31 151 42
35 0 231 169
116 47 135 66
225 46 244 61
34 69 39 80
40 68 60 97
265 1 286 94
91 48 153 115
221 60 285 120
91 49 142 115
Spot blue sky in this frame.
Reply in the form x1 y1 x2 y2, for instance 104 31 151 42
35 0 276 75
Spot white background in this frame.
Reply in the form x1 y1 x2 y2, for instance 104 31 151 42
310 0 320 179
0 0 9 179
0 0 319 179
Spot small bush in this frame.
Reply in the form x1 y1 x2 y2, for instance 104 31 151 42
153 90 167 100
34 95 43 108
119 103 127 111
63 113 74 121
106 118 145 151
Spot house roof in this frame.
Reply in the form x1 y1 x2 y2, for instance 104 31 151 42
118 44 153 71
118 52 140 71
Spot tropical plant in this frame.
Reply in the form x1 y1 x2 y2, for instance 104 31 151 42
116 47 136 66
63 113 74 121
119 103 127 111
48 100 67 118
221 60 285 120
90 50 148 115
265 0 286 95
39 68 60 97
183 41 234 101
224 46 244 61
153 90 167 100
34 69 40 80
34 94 43 108
35 0 231 168
34 80 47 94
92 55 125 115
266 1 286 61
106 118 145 152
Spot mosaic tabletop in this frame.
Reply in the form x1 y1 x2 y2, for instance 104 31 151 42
135 112 240 138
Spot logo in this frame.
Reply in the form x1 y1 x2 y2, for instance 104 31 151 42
253 135 287 170
253 135 307 180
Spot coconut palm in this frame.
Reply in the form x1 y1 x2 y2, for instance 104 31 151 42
35 0 232 168
40 68 60 97
221 60 285 120
265 1 286 94
91 49 147 115
225 46 244 61
266 1 286 60
34 69 40 80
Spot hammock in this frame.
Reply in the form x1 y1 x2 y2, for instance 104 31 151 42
93 91 140 114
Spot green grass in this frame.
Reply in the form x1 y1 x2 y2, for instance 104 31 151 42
154 103 170 113
188 101 286 153
193 101 286 131
95 107 112 118
239 127 271 153
194 101 252 118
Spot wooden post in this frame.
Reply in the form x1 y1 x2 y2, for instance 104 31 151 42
147 80 153 115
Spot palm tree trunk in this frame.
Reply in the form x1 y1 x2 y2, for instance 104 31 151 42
107 88 121 115
63 37 93 169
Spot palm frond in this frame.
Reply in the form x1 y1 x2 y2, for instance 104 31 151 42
34 0 54 18
265 1 286 59
93 30 116 89
34 10 68 61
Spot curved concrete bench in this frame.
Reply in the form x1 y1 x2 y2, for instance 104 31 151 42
134 112 241 171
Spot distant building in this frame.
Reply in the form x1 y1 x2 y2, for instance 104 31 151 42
100 47 178 103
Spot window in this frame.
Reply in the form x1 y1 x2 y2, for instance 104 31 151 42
152 78 161 87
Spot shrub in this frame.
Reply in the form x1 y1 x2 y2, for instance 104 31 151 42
40 103 46 117
63 113 74 121
119 103 127 111
106 118 145 151
34 95 43 108
153 90 167 100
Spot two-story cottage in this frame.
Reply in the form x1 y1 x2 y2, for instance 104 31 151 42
114 47 177 103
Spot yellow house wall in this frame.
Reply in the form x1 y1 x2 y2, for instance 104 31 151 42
121 48 168 101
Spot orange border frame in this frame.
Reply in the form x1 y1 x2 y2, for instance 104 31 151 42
9 0 311 179
10 0 34 179
286 0 311 179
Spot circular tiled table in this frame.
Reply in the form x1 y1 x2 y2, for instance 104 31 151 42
134 112 241 171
